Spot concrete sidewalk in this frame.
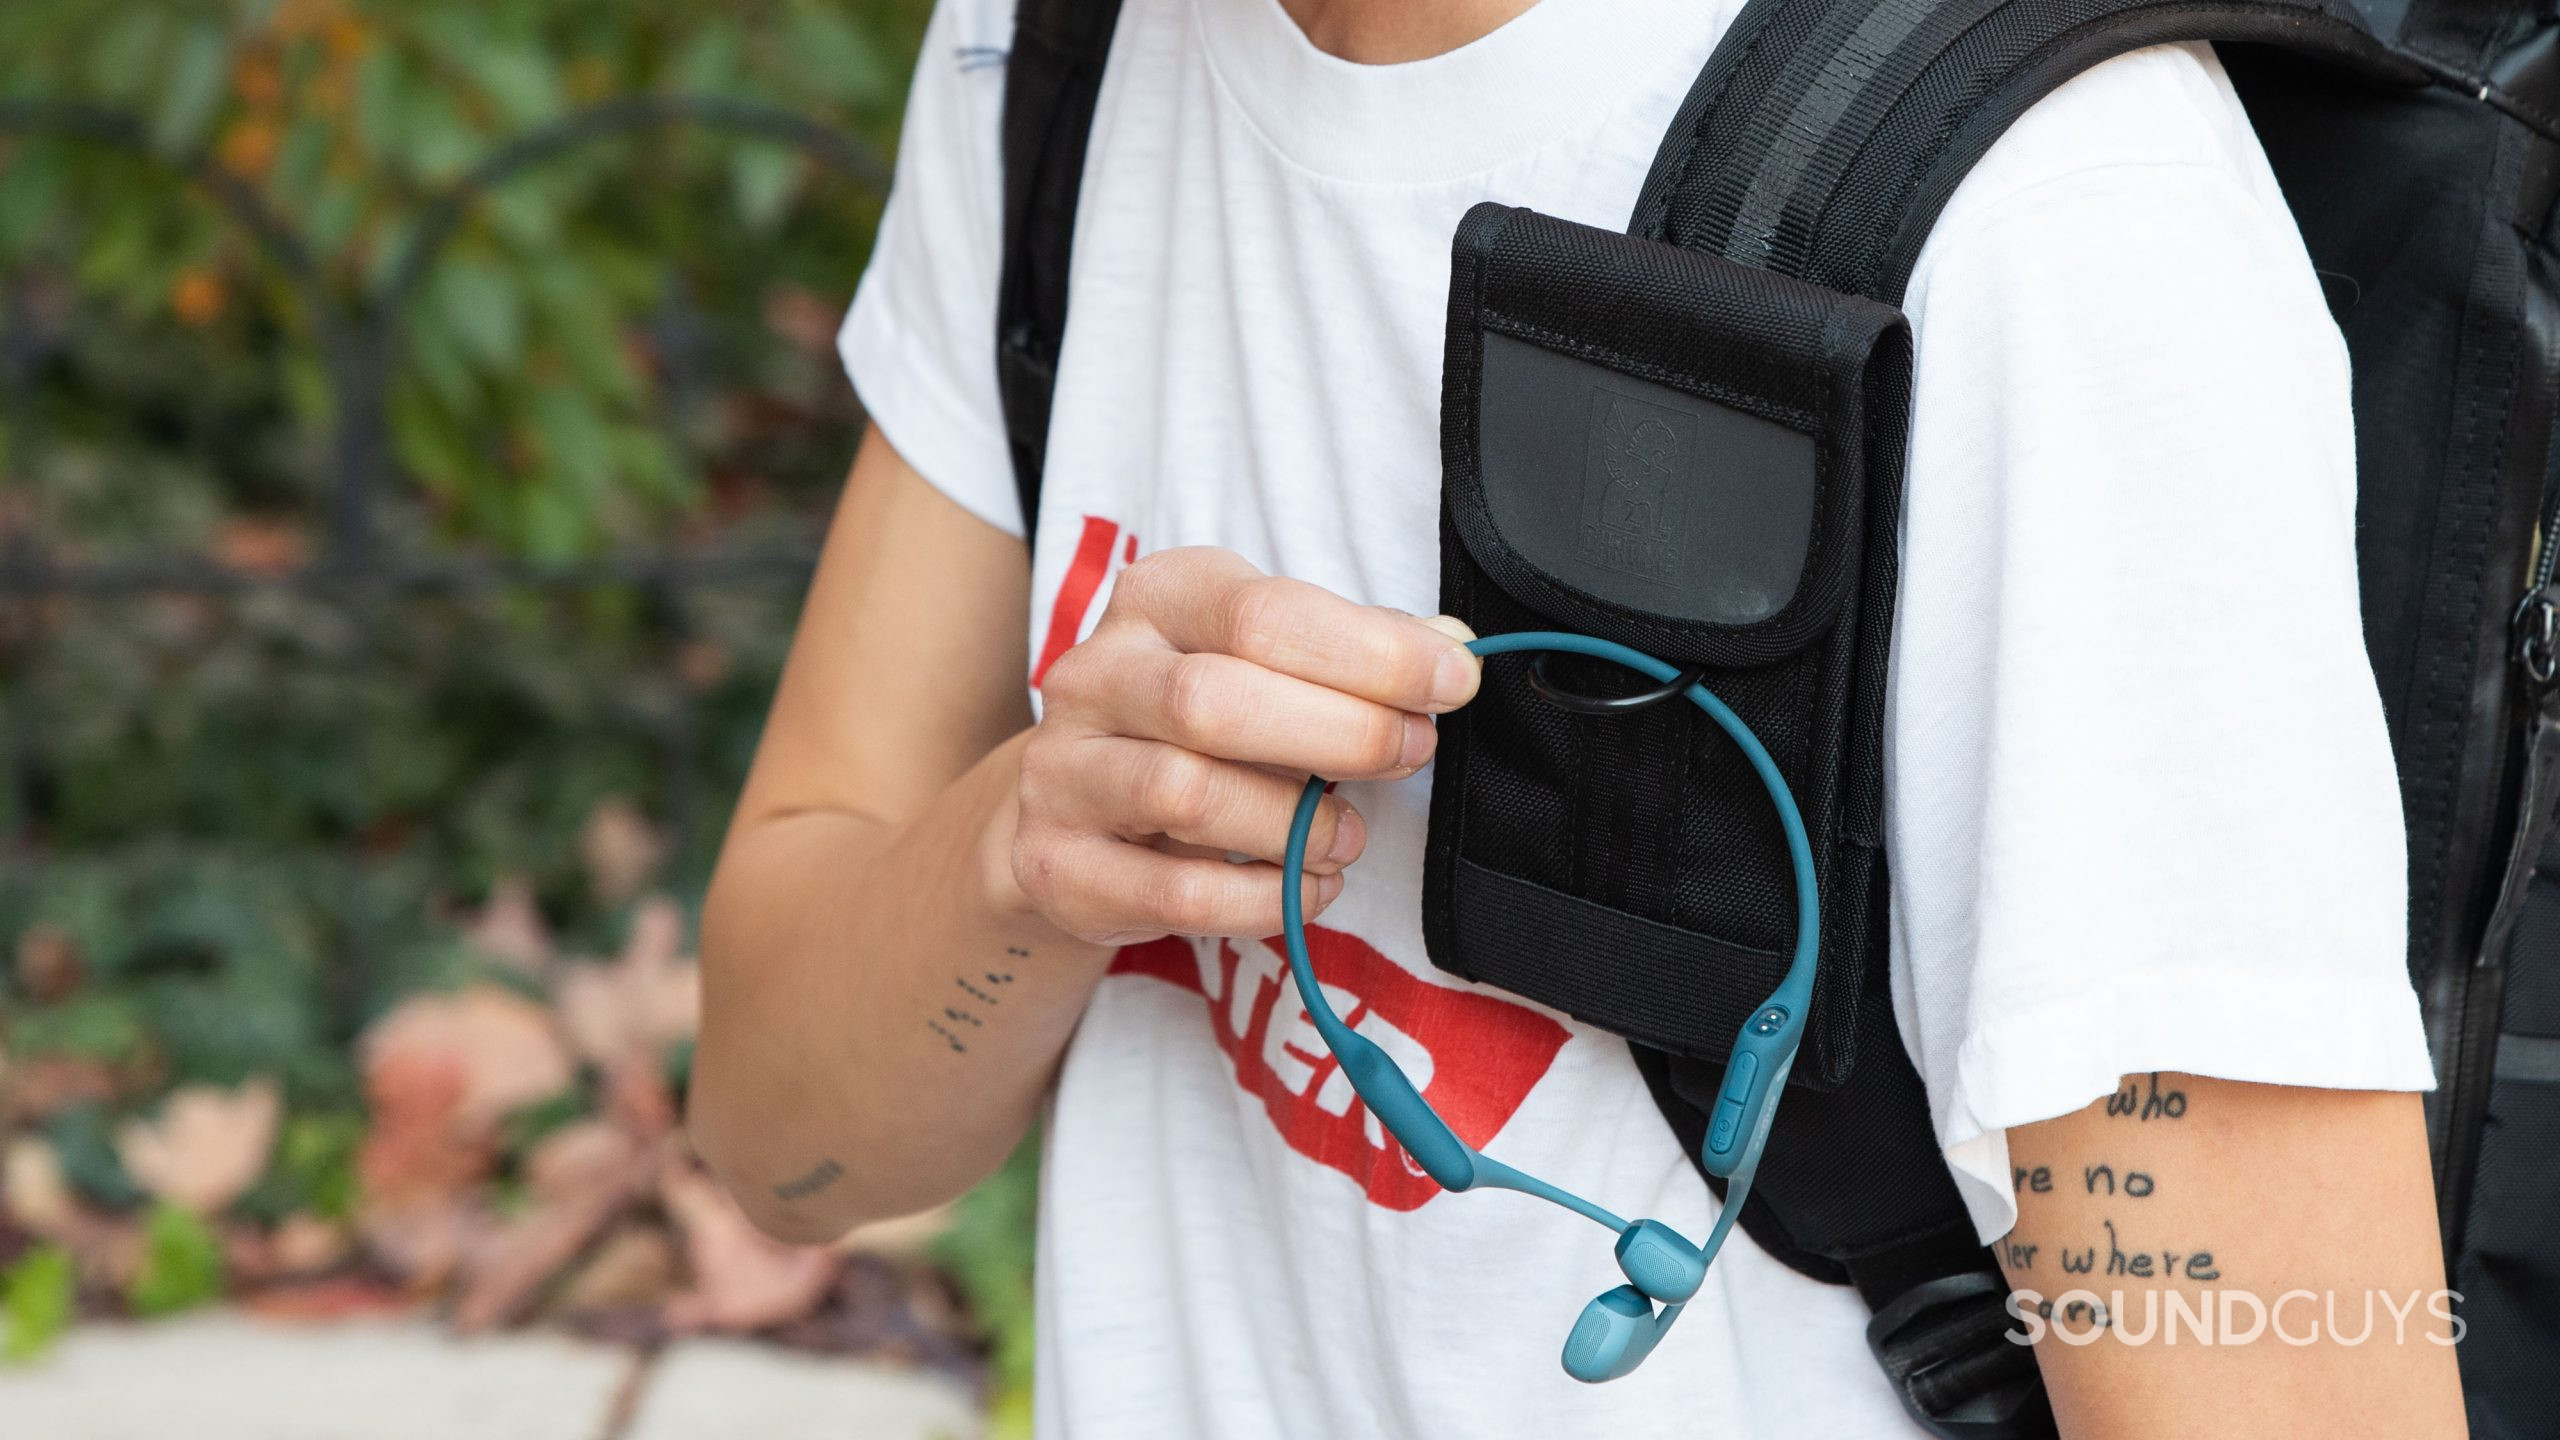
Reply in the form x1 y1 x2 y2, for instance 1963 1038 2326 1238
0 1312 980 1440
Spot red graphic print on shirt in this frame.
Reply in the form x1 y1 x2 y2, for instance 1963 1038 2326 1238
1112 928 1572 1210
1032 515 1140 687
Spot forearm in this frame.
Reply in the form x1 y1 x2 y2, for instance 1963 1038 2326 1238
1999 1074 2463 1438
692 731 1112 1241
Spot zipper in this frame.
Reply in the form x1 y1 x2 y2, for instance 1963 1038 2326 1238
2431 359 2560 1257
2432 582 2560 1254
2429 201 2560 1255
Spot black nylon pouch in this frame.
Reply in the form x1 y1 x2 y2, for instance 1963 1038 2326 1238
1423 202 1910 1088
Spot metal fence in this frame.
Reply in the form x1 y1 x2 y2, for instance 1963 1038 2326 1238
0 94 890 1027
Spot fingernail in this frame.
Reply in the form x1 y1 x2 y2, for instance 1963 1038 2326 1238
1398 713 1436 772
1418 613 1478 644
1316 871 1345 907
1430 644 1479 710
1326 804 1365 864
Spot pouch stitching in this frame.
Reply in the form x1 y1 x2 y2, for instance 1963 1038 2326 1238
1477 311 1824 435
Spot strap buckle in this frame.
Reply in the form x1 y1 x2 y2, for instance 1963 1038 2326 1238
1864 1269 2057 1440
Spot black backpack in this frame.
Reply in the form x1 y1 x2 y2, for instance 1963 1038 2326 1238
990 1 2560 1435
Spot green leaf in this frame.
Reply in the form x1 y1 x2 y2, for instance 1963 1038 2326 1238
781 5 891 107
153 22 232 155
267 1112 363 1222
430 257 525 371
730 145 802 232
269 116 334 218
459 42 563 128
669 21 744 95
128 1203 226 1318
1 1247 76 1364
87 10 169 106
403 85 482 184
352 46 405 168
531 386 614 512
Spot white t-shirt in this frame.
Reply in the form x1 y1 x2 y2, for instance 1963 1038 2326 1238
841 0 2437 1435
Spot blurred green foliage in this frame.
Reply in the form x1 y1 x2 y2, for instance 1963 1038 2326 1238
1 0 1042 1414
0 1246 76 1361
127 1203 226 1317
0 0 920 557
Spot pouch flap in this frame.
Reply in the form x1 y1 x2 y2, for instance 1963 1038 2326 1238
1442 203 1909 666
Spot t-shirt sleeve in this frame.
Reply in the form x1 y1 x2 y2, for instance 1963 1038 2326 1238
1887 45 2435 1244
838 0 1024 538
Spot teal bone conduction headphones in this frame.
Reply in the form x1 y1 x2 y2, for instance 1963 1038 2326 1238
1281 630 1819 1384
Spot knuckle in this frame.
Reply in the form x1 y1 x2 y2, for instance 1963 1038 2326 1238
1111 549 1184 614
1108 553 1161 608
1016 735 1070 805
1219 579 1290 664
1139 748 1218 833
1356 708 1408 773
1145 865 1221 934
1160 653 1232 746
1010 833 1066 905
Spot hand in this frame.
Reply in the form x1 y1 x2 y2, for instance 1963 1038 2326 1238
1015 547 1481 945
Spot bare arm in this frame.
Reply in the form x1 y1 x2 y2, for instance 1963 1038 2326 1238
1999 1074 2464 1438
691 427 1481 1240
691 428 1070 1239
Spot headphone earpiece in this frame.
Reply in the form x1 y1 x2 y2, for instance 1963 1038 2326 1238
1561 1284 1677 1384
1614 1218 1705 1303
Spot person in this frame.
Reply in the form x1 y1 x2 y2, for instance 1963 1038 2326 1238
688 0 2467 1434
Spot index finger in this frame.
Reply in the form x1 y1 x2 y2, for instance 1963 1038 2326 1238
1153 572 1480 714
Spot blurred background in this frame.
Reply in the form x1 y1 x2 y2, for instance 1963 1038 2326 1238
0 2 1030 1435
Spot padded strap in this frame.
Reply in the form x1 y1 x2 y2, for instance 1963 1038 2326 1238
1630 0 2409 301
995 0 1126 539
1612 1 2409 1431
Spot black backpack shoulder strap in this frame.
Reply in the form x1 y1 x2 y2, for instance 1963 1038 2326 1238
1632 0 2410 302
1620 3 2417 1436
995 0 1127 540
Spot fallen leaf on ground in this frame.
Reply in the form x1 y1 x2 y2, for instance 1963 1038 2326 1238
660 1154 837 1333
357 1049 489 1205
268 1213 352 1275
116 1077 282 1215
554 896 699 1070
355 1049 496 1290
451 1122 652 1332
552 1224 675 1315
2 1137 78 1236
358 1197 491 1293
358 984 573 1135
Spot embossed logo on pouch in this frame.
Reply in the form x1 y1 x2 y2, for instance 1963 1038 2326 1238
1580 387 1696 584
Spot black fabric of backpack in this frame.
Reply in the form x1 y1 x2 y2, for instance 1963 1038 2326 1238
992 0 2560 1435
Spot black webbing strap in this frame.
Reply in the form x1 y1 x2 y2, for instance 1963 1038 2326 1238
995 0 1126 539
1614 2 2410 1435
